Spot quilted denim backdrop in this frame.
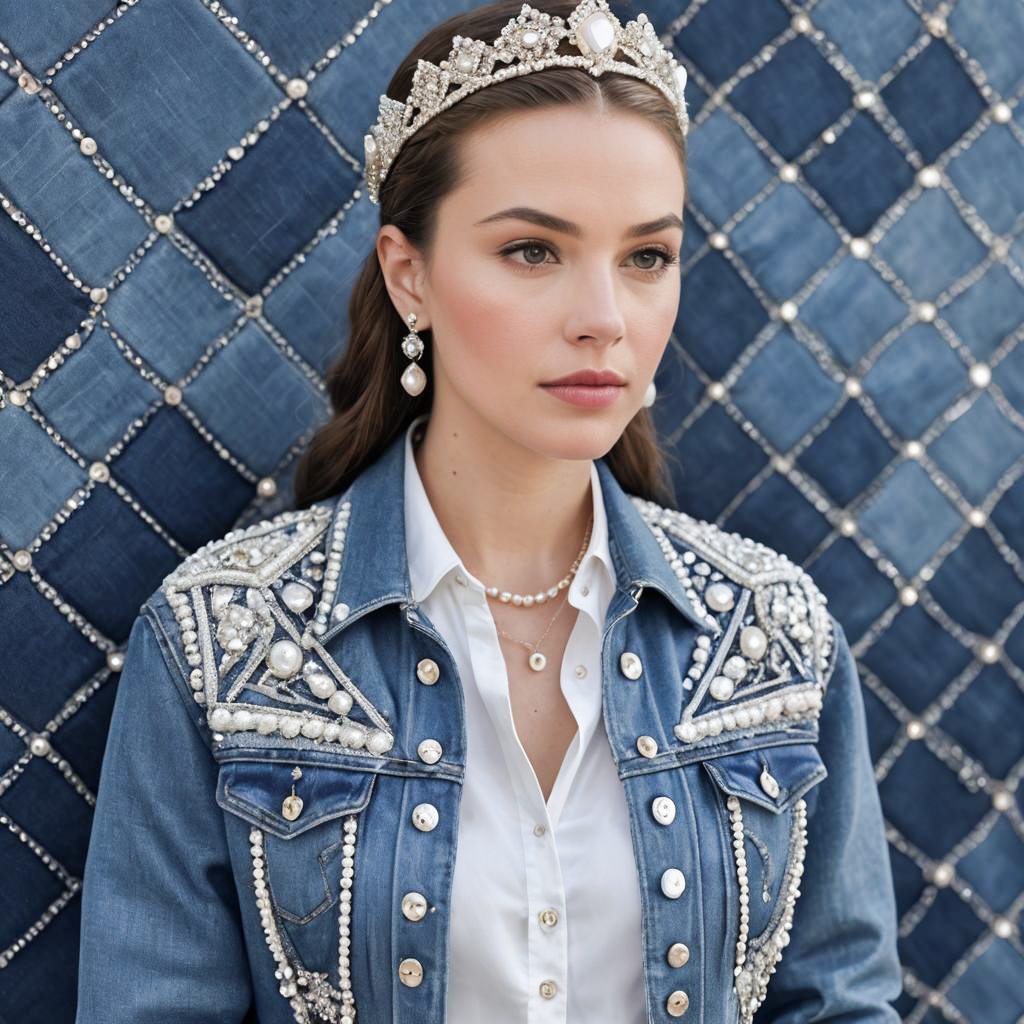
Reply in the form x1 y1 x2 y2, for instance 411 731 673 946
1 1 1022 1020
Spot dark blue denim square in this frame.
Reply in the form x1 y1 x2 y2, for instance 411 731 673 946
929 529 1024 634
32 327 160 462
875 189 988 297
677 250 769 379
798 401 894 506
0 825 67 949
991 474 1024 558
0 210 91 381
947 938 1024 1022
807 537 893 642
113 407 253 552
184 322 327 475
651 339 703 444
0 575 104 732
177 106 360 295
32 486 180 641
957 818 1024 915
941 664 1024 778
862 325 967 439
898 887 987 986
0 408 86 551
942 265 1024 361
857 461 961 577
947 124 1024 236
0 0 110 71
105 239 241 382
862 685 901 764
724 474 830 562
51 677 118 794
800 256 907 368
673 404 767 520
882 40 986 165
949 0 1024 96
731 329 840 451
811 0 921 81
861 604 972 714
930 393 1024 505
686 111 775 227
729 36 852 161
731 183 840 300
881 743 991 861
803 113 915 237
56 1 282 210
888 845 925 920
670 0 789 87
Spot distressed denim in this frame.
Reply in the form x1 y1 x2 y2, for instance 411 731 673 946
76 429 902 1022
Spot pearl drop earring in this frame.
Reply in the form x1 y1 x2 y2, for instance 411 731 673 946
643 380 657 408
400 312 427 397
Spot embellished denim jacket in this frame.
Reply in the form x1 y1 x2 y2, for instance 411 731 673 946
76 428 903 1023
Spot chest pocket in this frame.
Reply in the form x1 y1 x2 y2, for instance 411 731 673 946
217 758 376 924
703 743 827 942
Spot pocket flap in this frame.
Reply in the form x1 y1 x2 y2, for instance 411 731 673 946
702 742 827 814
217 759 376 838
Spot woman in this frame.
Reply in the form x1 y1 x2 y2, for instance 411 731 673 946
76 1 902 1021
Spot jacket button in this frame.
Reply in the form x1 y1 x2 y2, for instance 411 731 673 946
636 735 658 758
666 989 690 1016
417 738 443 764
539 980 558 999
759 766 781 798
666 942 690 968
661 868 686 899
411 803 439 832
651 796 676 825
416 658 440 685
401 892 428 921
619 651 643 679
398 957 424 987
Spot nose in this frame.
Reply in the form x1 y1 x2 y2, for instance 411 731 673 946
565 265 627 347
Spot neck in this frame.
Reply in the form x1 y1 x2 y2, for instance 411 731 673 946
413 407 594 594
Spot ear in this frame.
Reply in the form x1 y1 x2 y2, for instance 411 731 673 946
376 225 431 331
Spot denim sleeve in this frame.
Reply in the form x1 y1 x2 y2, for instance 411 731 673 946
756 614 903 1022
76 605 253 1023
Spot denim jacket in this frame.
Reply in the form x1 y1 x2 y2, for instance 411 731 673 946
77 428 902 1023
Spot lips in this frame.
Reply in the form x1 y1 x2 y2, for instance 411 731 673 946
541 369 626 387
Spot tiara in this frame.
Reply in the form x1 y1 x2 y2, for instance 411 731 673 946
363 0 689 205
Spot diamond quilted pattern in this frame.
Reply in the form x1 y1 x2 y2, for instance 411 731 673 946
947 123 1024 236
948 0 1024 96
940 664 1024 778
941 264 1024 361
957 818 1024 914
898 888 988 987
812 0 921 81
946 940 1024 1022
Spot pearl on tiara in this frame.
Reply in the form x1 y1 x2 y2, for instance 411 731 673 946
363 0 689 205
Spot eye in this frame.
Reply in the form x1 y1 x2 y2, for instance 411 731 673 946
499 241 679 278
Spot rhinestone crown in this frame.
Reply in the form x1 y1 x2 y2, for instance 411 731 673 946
363 0 689 204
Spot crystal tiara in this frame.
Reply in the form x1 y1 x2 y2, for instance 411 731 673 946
362 0 689 205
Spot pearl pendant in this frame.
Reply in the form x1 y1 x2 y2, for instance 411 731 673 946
528 651 546 672
401 361 427 396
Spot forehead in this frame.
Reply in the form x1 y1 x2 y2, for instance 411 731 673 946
443 104 685 224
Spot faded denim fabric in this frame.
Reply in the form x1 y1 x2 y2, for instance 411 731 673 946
76 430 901 1022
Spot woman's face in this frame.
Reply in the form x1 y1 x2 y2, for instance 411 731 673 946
387 103 685 463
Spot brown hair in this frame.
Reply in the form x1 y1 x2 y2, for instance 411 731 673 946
292 0 687 510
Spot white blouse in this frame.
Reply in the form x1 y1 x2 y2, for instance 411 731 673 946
403 416 645 1023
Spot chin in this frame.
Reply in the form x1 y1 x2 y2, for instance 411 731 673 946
520 413 630 463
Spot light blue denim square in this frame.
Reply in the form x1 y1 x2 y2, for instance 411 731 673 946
812 0 921 82
0 407 86 550
730 183 840 300
941 265 1024 361
949 0 1024 96
875 190 988 297
184 322 327 475
105 239 240 382
857 460 962 577
0 0 111 72
0 91 149 282
32 327 159 461
946 124 1024 236
686 110 775 227
730 328 841 451
929 392 1024 504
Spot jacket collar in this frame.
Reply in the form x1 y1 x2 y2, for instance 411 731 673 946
324 424 712 635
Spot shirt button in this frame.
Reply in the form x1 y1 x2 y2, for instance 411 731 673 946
661 868 686 899
533 823 547 837
666 942 690 968
574 664 588 678
538 907 559 929
416 658 440 685
539 979 558 999
580 585 589 596
666 989 690 1016
398 957 424 987
454 572 467 586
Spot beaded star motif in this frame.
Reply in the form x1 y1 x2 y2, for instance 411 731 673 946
363 0 690 204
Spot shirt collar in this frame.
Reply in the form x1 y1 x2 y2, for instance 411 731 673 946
404 414 615 609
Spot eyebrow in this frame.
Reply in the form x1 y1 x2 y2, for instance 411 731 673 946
474 206 683 239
